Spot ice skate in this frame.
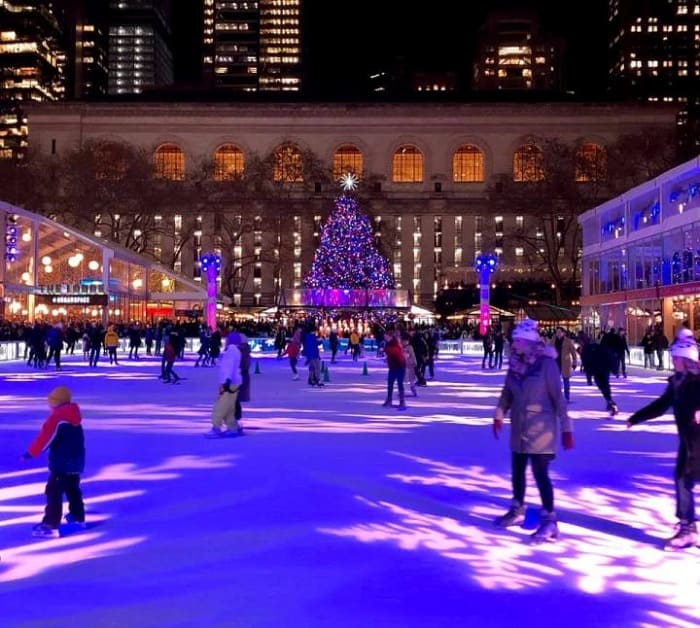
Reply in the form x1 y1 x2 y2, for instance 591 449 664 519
664 521 697 551
607 400 618 416
204 427 225 439
494 501 525 528
32 523 59 538
530 510 559 544
64 513 87 529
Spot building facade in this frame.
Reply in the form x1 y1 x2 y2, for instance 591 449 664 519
23 100 677 310
107 0 174 96
472 11 564 92
579 154 700 345
0 0 65 159
608 0 700 158
202 0 301 93
59 0 110 99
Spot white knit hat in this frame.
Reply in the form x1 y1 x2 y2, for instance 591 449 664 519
511 318 540 342
670 337 699 362
675 327 695 342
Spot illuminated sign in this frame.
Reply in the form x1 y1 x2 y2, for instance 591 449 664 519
37 294 109 306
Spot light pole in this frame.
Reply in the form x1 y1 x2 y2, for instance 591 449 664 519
474 253 498 336
200 252 221 331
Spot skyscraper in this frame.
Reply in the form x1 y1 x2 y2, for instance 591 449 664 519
608 0 700 104
472 11 564 92
58 0 109 99
608 0 700 159
107 0 174 95
0 0 65 159
202 0 301 94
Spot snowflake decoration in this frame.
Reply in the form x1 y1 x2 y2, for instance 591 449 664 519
339 172 359 192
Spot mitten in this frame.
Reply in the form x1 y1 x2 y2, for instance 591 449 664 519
562 432 574 450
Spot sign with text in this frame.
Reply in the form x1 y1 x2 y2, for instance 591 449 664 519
37 294 109 306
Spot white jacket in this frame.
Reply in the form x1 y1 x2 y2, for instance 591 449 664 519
218 344 242 388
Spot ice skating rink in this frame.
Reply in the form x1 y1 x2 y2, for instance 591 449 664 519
1 350 698 628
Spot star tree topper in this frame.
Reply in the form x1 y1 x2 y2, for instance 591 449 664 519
339 172 359 192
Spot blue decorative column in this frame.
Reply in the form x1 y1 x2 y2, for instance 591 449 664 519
474 253 498 336
200 252 221 330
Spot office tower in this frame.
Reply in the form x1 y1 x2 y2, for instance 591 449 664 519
608 0 700 103
0 0 65 159
107 0 174 95
57 0 109 99
472 11 564 92
608 0 700 158
202 0 301 93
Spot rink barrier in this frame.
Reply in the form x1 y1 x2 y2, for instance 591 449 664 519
0 338 672 370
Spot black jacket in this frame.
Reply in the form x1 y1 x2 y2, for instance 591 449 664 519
628 372 700 480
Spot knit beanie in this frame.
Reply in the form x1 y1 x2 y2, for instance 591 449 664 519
675 327 695 342
48 386 72 406
670 337 699 362
511 318 540 342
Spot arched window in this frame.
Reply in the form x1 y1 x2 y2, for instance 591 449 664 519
213 144 245 181
392 144 423 183
153 143 185 181
273 143 303 182
512 144 544 182
332 144 363 179
94 141 128 180
575 142 607 182
452 144 484 182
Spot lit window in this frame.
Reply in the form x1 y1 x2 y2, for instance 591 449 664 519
213 144 244 181
153 143 185 181
272 144 303 182
513 144 544 182
392 145 423 183
332 145 363 179
575 143 607 182
452 144 484 182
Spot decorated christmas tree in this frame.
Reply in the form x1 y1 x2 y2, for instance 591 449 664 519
304 174 394 289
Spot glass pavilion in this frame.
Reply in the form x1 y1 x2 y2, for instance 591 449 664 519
1 201 207 324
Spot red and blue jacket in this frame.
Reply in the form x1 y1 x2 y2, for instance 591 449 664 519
25 402 85 474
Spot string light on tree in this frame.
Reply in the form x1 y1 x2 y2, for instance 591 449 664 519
304 175 393 289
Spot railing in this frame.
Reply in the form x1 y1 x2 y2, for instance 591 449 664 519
0 338 672 370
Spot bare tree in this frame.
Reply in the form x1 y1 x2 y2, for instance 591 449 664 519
487 130 679 304
487 138 599 304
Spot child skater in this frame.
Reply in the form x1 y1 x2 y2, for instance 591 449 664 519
627 332 700 550
21 386 86 537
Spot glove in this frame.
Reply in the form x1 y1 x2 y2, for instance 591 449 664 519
493 418 503 439
562 432 574 450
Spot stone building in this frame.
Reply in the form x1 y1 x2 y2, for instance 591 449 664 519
24 101 677 310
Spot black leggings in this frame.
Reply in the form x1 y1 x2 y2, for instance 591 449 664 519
511 451 554 512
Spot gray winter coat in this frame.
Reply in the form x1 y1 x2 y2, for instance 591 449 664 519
497 352 572 454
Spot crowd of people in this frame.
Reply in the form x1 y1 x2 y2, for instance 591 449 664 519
3 313 698 550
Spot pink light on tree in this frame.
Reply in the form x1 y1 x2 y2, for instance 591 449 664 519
474 253 498 336
200 252 221 330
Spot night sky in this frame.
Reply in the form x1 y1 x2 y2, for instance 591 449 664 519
173 0 609 98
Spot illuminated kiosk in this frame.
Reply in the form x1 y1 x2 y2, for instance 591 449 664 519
0 201 207 323
279 287 412 316
474 253 498 336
